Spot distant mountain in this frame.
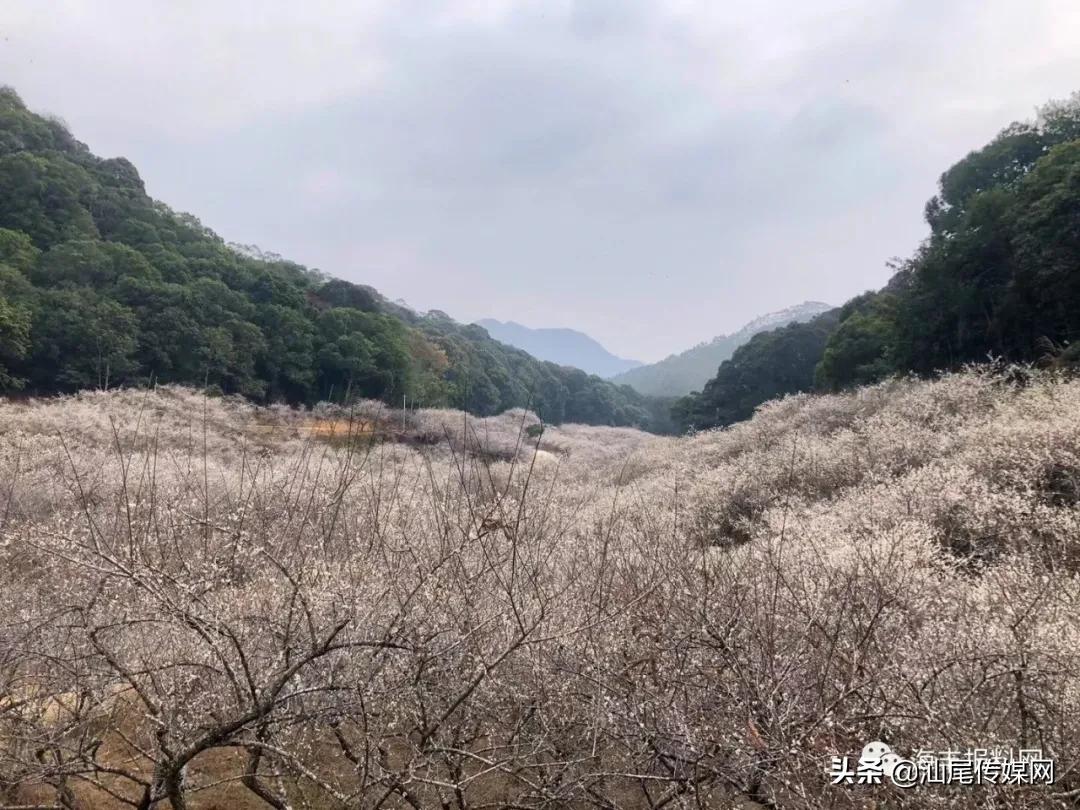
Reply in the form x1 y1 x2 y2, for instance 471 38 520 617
610 302 833 396
475 319 643 378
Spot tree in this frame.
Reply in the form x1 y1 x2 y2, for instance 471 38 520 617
315 278 380 312
256 304 317 402
0 295 29 390
815 291 898 390
28 288 138 390
674 310 840 431
0 226 39 271
0 153 98 246
1007 140 1080 353
0 86 669 429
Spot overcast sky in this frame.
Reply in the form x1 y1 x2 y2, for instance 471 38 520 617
3 1 1079 362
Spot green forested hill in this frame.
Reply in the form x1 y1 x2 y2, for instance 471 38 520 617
819 101 1080 388
611 301 832 396
675 93 1080 431
0 87 663 429
672 309 840 429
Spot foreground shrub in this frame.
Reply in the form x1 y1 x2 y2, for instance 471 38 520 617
1 367 1079 808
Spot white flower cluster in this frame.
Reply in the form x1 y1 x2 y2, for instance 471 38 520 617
1 367 1078 808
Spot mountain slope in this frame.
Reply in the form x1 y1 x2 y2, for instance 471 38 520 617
0 87 664 430
672 309 840 429
476 318 642 377
814 95 1080 390
675 92 1080 432
611 301 832 396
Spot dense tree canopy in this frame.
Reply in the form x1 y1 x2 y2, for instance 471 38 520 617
675 92 1080 432
829 93 1080 387
673 311 839 430
0 87 663 430
8 82 1078 435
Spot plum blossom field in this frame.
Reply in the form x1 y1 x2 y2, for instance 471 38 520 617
2 367 1080 809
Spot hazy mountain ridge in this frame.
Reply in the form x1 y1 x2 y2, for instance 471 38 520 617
611 301 833 396
735 301 834 337
476 318 643 378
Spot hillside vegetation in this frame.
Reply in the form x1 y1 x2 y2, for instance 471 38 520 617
2 365 1079 808
673 309 840 428
676 94 1080 431
0 87 663 430
612 301 831 397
